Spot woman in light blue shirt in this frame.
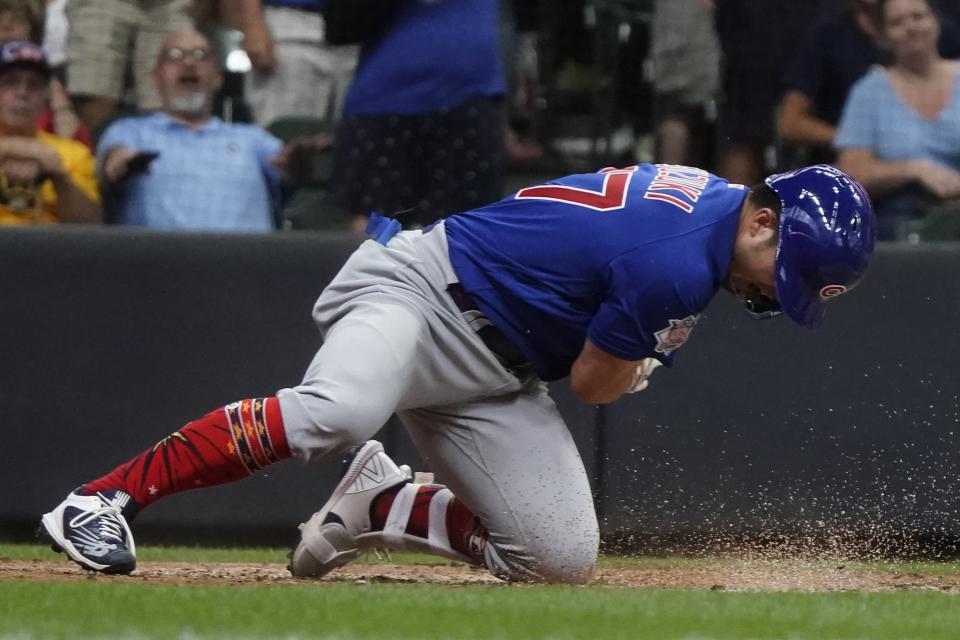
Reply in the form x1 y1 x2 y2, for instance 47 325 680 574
836 0 960 239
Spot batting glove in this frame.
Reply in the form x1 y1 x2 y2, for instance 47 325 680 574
626 357 662 394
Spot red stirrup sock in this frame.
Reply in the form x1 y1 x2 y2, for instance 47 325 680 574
371 484 489 563
81 397 290 508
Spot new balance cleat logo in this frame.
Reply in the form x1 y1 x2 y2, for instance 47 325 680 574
78 541 114 557
353 456 387 491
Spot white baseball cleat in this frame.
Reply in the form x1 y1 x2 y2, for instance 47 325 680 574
39 488 138 574
289 440 411 578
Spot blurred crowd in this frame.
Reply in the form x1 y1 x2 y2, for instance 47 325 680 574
1 0 958 241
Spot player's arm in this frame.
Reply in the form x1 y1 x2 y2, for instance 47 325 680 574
569 339 644 405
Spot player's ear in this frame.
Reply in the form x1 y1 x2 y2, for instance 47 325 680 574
751 207 778 241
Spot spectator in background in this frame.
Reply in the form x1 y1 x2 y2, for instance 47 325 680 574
836 0 960 240
778 0 960 166
97 29 321 232
0 0 42 42
0 41 100 225
713 0 828 185
229 0 358 126
41 0 68 75
65 0 194 134
333 0 506 231
500 0 544 164
651 0 719 167
0 0 89 148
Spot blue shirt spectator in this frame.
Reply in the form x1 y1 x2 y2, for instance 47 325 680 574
779 2 960 158
98 112 283 231
98 30 321 232
835 0 960 241
835 69 960 170
332 0 507 230
343 0 505 115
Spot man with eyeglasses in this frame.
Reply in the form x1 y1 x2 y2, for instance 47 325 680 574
96 29 323 232
0 40 100 225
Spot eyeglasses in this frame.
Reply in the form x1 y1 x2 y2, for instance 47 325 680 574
160 47 213 64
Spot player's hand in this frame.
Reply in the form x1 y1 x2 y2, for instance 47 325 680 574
102 146 141 184
912 160 960 200
625 358 662 394
244 18 276 74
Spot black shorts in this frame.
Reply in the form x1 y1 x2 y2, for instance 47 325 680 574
332 95 505 228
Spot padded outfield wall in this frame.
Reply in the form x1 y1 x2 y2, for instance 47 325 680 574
1 228 958 551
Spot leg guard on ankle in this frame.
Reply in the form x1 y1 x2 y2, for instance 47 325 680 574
357 483 473 564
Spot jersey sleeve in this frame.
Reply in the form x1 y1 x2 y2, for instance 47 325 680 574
586 248 705 366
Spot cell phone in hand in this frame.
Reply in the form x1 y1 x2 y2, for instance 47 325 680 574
126 151 159 177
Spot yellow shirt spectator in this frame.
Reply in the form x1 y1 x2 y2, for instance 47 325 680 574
0 41 100 224
0 130 100 225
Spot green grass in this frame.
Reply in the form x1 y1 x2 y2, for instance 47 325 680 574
5 544 960 639
2 581 960 640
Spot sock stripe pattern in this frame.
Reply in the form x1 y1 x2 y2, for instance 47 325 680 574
82 397 289 507
225 398 285 473
253 397 283 464
225 402 258 474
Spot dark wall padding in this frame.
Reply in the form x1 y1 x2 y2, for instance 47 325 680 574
2 229 958 548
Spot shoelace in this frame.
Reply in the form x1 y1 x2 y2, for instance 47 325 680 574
68 494 126 544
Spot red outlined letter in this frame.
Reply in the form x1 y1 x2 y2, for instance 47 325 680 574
515 166 639 212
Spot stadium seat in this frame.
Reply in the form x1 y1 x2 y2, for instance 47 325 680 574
906 202 960 242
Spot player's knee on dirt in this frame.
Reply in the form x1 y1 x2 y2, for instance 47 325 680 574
485 535 598 585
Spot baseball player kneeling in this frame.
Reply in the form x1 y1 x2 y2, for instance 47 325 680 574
40 164 874 583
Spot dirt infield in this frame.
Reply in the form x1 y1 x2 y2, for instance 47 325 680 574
3 557 960 591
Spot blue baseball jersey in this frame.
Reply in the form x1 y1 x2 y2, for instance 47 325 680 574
444 164 748 381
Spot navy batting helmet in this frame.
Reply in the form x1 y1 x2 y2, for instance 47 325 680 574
761 165 876 329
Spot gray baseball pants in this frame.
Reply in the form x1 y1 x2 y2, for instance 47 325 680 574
276 223 599 583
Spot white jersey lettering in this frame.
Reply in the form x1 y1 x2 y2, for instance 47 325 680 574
643 164 710 213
